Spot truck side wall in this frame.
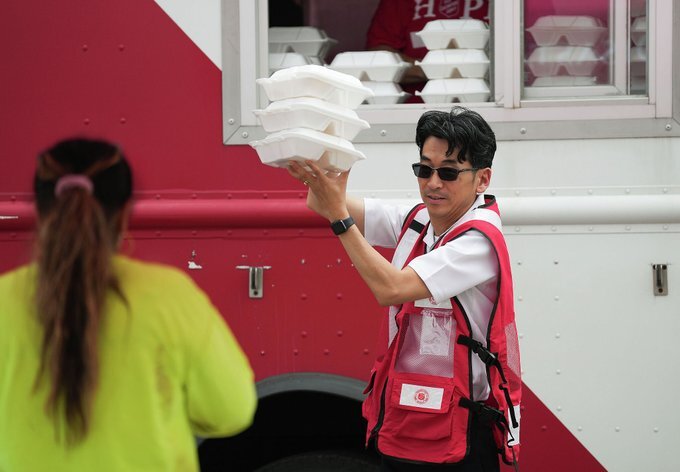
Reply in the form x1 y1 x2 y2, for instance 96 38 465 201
2 1 678 471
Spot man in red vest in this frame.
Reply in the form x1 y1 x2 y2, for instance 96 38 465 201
288 106 521 471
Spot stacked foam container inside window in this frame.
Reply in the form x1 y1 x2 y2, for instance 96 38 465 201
328 50 412 105
629 0 647 94
268 27 338 74
250 65 373 172
412 20 491 104
524 15 608 87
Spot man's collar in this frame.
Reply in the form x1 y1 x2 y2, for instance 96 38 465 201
426 193 486 246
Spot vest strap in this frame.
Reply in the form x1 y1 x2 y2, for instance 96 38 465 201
499 385 519 429
459 398 520 472
408 219 425 234
457 335 519 429
459 397 505 426
456 335 500 368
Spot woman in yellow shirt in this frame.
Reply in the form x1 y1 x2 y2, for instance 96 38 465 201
0 138 257 471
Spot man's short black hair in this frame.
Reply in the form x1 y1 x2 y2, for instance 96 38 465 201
415 106 496 168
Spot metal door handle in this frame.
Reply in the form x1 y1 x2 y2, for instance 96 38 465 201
652 264 668 296
236 265 271 298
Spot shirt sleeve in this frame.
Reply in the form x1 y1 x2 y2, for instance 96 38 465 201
408 230 498 304
184 286 257 438
366 0 409 51
364 198 414 248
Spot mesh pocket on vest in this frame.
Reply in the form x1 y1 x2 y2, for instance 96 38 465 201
504 321 521 378
394 309 455 378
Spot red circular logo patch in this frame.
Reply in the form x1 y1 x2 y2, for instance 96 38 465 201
414 389 429 404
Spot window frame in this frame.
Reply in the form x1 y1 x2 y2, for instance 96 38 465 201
222 0 680 145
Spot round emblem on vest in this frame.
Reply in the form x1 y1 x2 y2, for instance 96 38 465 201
414 388 429 404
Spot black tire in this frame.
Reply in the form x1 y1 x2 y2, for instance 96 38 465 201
254 450 380 472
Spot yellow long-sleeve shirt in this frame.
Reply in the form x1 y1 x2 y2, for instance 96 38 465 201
0 255 257 471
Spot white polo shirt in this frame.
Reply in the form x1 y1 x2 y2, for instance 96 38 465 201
363 194 499 401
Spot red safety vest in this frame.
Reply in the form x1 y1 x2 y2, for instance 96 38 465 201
362 196 521 466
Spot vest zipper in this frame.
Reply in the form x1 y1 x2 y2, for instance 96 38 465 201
370 308 403 445
370 377 388 441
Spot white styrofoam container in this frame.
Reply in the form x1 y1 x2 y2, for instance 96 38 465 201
630 46 646 76
361 81 411 104
526 16 607 47
269 52 310 74
531 76 597 87
416 78 490 103
328 51 410 82
268 26 338 59
249 128 366 172
253 97 370 140
631 16 647 47
256 65 374 109
526 46 599 76
416 49 489 79
415 19 490 50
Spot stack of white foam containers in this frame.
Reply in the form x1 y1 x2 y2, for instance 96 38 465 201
328 51 412 105
412 19 491 103
629 17 646 93
249 65 374 172
629 0 647 94
268 27 338 75
525 16 607 87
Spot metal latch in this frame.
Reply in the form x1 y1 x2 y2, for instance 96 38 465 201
236 265 271 298
652 264 668 296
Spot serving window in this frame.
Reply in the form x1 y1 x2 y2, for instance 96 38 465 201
265 0 492 105
222 0 679 144
523 0 648 99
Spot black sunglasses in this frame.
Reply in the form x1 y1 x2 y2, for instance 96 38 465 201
411 163 478 181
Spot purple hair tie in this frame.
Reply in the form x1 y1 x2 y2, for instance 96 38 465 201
54 174 94 197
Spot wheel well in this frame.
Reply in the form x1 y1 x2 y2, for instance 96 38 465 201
199 377 377 471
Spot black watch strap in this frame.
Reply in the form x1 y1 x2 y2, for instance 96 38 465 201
330 216 355 235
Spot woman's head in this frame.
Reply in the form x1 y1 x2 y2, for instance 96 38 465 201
33 138 132 444
35 138 132 230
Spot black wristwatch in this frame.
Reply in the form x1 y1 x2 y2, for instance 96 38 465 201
330 216 355 235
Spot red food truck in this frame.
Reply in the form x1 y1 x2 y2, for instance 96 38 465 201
1 0 678 470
